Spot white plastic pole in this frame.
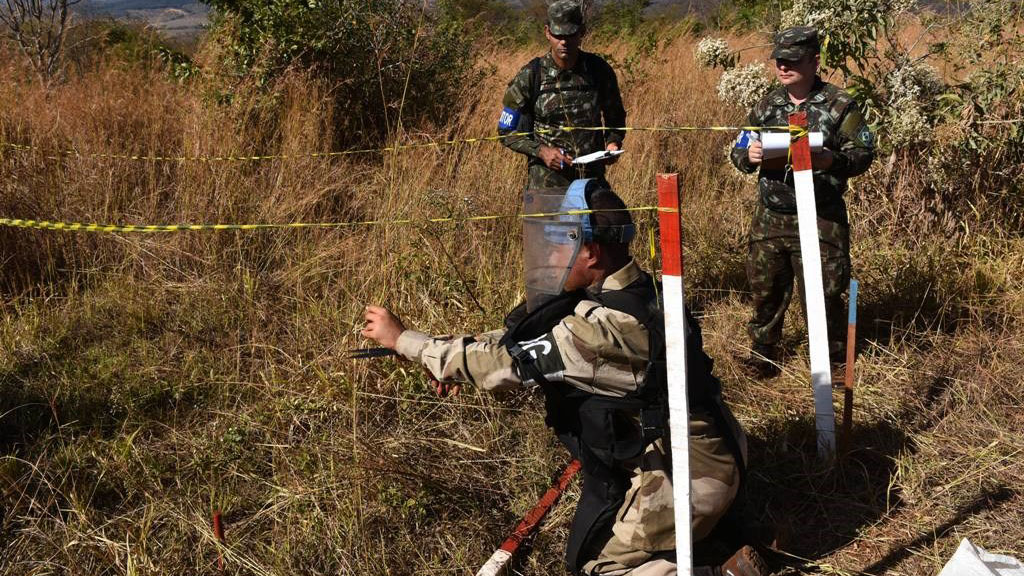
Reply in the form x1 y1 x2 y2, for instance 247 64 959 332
657 173 693 575
790 112 836 458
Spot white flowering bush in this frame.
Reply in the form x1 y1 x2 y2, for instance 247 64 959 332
880 62 944 147
694 37 735 69
717 63 776 110
885 102 931 148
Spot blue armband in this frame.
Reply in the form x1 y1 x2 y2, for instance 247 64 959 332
498 107 521 131
734 130 757 149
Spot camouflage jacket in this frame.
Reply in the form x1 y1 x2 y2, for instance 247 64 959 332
498 52 626 164
729 78 875 224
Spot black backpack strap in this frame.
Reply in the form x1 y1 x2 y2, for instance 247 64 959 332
530 56 542 109
519 56 542 135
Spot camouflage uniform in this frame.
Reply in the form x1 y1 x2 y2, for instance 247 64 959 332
729 27 875 357
394 260 745 576
497 3 626 189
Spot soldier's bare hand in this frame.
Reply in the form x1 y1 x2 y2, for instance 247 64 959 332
539 145 573 170
362 306 406 350
433 376 462 398
604 142 621 165
747 140 763 165
812 148 834 170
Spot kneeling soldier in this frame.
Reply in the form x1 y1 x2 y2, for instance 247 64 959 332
363 181 766 576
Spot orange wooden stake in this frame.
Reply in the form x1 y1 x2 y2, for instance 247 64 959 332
213 510 225 571
841 279 859 451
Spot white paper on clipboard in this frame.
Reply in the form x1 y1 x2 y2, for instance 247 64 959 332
572 149 625 165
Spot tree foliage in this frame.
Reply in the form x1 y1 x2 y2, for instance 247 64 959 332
203 0 480 144
0 0 79 82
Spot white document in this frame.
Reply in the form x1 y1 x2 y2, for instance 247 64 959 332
760 131 823 160
572 149 625 165
938 539 1024 576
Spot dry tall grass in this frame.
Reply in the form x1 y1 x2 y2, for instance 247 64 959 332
0 26 1021 576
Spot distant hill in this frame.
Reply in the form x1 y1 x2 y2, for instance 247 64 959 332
79 0 209 38
73 0 705 41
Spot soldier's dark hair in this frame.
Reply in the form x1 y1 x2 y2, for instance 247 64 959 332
585 184 634 259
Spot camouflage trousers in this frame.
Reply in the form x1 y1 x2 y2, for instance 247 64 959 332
527 161 608 189
583 406 746 576
746 203 851 357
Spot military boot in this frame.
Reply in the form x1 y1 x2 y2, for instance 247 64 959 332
743 343 780 378
717 545 769 576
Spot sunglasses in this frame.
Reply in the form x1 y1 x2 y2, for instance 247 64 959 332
548 28 582 41
774 57 806 67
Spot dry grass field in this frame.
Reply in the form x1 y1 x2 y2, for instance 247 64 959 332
0 24 1022 576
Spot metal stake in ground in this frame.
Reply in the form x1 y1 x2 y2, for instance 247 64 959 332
657 173 694 575
790 112 837 458
475 460 581 576
842 279 859 450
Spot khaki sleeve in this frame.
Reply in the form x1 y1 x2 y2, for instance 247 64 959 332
509 302 649 397
394 329 522 393
393 302 649 397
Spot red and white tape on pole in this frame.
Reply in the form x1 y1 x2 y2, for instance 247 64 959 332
790 112 837 457
658 173 694 575
475 460 582 576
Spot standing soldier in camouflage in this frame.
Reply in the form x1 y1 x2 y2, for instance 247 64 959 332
497 0 627 189
730 27 875 376
362 181 767 576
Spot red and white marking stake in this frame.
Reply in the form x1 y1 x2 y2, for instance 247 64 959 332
658 173 694 575
475 460 582 576
841 278 859 450
790 112 837 458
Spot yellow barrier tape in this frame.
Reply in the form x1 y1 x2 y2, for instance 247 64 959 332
0 125 807 163
0 206 673 234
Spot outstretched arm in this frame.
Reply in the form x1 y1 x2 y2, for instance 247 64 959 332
361 302 650 397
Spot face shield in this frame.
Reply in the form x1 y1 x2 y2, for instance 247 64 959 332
522 179 592 311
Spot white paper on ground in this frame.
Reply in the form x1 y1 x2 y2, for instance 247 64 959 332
937 539 1024 576
793 168 836 456
761 131 823 160
572 149 625 165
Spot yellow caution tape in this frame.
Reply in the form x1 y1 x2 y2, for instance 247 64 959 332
0 125 807 163
0 206 670 234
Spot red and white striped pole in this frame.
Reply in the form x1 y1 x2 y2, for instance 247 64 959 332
657 173 694 575
790 112 837 458
475 460 582 576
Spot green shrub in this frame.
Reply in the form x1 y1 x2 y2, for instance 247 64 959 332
204 0 481 145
